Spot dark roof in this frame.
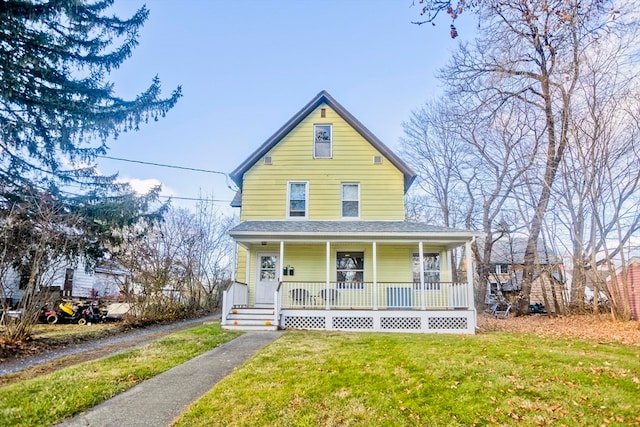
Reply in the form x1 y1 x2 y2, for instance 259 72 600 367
229 90 416 193
230 191 242 208
229 220 481 245
488 237 562 265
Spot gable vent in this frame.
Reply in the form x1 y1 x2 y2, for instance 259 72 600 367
264 156 273 165
373 155 383 165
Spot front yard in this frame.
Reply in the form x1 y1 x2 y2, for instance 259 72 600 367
175 316 640 427
0 315 638 426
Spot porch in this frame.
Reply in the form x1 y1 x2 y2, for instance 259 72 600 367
222 280 476 333
224 220 481 333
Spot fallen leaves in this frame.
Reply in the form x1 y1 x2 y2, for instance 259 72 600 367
478 314 640 346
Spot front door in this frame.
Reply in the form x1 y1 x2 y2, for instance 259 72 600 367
255 253 279 306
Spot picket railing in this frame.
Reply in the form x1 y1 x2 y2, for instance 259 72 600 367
277 281 470 310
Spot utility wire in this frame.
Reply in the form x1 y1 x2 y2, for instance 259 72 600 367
97 155 228 176
98 154 239 192
158 195 232 203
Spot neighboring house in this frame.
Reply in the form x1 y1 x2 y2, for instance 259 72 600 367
483 237 566 313
564 267 610 307
221 91 482 333
1 260 125 307
608 258 640 321
63 261 126 300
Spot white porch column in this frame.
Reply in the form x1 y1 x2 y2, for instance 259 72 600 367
325 241 331 310
419 241 425 310
275 241 285 325
244 246 250 285
372 241 378 310
466 240 475 310
279 241 284 282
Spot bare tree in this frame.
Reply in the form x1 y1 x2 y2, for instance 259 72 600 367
402 96 536 307
402 99 473 229
115 201 235 322
436 0 628 314
548 9 640 317
0 193 83 340
193 197 236 311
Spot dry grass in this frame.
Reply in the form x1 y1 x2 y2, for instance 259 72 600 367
478 313 640 346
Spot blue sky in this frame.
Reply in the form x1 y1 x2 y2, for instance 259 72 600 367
99 1 475 211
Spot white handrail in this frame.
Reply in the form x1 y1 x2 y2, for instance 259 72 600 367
279 281 470 310
221 282 248 325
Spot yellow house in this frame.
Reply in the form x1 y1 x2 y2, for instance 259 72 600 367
222 91 480 333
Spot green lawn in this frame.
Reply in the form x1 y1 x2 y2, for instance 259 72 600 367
0 322 240 427
175 331 640 427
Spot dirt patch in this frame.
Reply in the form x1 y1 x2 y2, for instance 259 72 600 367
478 313 640 346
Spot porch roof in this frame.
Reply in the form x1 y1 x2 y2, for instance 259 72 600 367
229 220 482 247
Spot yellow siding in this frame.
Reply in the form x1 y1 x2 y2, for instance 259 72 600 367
239 243 450 293
376 245 413 282
235 246 246 283
239 242 452 305
282 244 326 282
240 104 405 221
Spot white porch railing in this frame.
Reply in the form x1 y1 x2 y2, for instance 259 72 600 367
278 281 470 310
221 281 248 325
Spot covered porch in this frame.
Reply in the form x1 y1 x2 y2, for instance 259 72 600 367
222 221 480 334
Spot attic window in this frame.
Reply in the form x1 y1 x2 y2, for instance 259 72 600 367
321 108 326 118
314 124 332 158
264 156 273 165
373 155 383 165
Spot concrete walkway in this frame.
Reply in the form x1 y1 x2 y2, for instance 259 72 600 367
57 331 284 427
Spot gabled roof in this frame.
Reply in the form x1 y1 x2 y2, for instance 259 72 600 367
483 237 562 265
229 90 417 193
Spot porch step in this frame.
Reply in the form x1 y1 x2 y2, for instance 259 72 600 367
223 307 279 331
230 307 275 316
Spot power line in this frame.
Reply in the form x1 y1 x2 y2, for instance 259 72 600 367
158 195 232 203
97 154 239 192
97 155 228 176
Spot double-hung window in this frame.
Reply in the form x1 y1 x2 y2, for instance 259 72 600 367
493 264 509 274
412 252 441 290
287 181 308 218
314 124 332 158
336 251 364 289
341 183 359 218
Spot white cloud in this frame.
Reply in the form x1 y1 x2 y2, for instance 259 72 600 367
117 177 176 198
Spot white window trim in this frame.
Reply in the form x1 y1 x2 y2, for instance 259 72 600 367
341 182 360 219
313 124 333 159
335 250 365 290
286 180 309 219
412 252 441 290
494 264 509 274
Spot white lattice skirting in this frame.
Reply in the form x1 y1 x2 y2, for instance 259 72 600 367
281 309 476 334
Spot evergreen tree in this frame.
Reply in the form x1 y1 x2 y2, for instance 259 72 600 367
0 0 181 190
0 0 180 337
